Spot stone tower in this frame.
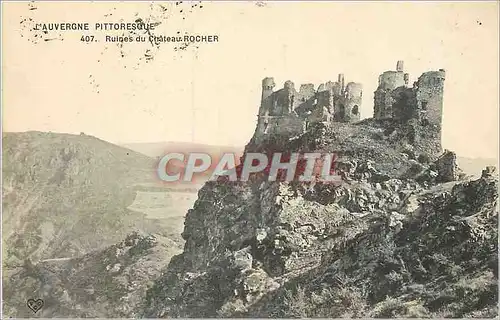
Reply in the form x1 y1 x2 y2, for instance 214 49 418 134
256 77 276 135
374 61 406 119
371 62 446 156
260 77 275 113
415 69 446 130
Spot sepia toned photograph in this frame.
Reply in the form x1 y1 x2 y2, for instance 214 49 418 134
1 1 499 318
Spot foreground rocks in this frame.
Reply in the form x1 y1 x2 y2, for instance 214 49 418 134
142 121 498 318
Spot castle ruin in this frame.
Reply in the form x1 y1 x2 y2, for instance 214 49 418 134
254 74 363 142
253 61 446 154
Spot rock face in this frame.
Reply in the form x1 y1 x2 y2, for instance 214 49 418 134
3 232 182 318
142 116 498 317
141 63 497 318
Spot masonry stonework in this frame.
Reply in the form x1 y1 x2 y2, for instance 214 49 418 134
254 73 363 143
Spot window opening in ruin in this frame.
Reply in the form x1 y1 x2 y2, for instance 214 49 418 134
263 110 270 134
352 105 359 115
263 121 269 134
421 101 428 110
339 104 345 119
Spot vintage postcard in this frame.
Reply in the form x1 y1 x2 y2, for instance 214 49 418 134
1 1 499 318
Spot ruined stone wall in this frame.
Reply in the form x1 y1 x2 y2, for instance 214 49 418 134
391 87 418 121
374 90 395 119
342 82 362 122
373 63 445 126
254 114 304 144
415 70 446 129
298 84 316 101
254 74 363 142
271 89 292 116
316 90 334 113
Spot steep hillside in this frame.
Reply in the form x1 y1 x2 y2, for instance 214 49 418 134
2 131 199 318
142 121 498 318
2 131 161 269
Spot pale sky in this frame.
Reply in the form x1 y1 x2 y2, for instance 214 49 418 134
2 1 499 158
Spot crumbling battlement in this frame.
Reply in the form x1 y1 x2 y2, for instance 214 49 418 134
254 74 363 142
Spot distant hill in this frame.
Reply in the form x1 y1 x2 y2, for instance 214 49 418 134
2 131 161 268
456 156 498 178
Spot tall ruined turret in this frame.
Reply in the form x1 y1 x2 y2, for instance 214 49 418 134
283 80 296 114
338 73 345 94
415 69 446 129
374 61 407 119
396 60 404 72
261 77 275 102
255 77 276 136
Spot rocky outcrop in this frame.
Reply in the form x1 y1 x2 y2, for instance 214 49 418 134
142 119 498 318
433 149 462 182
3 232 182 318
